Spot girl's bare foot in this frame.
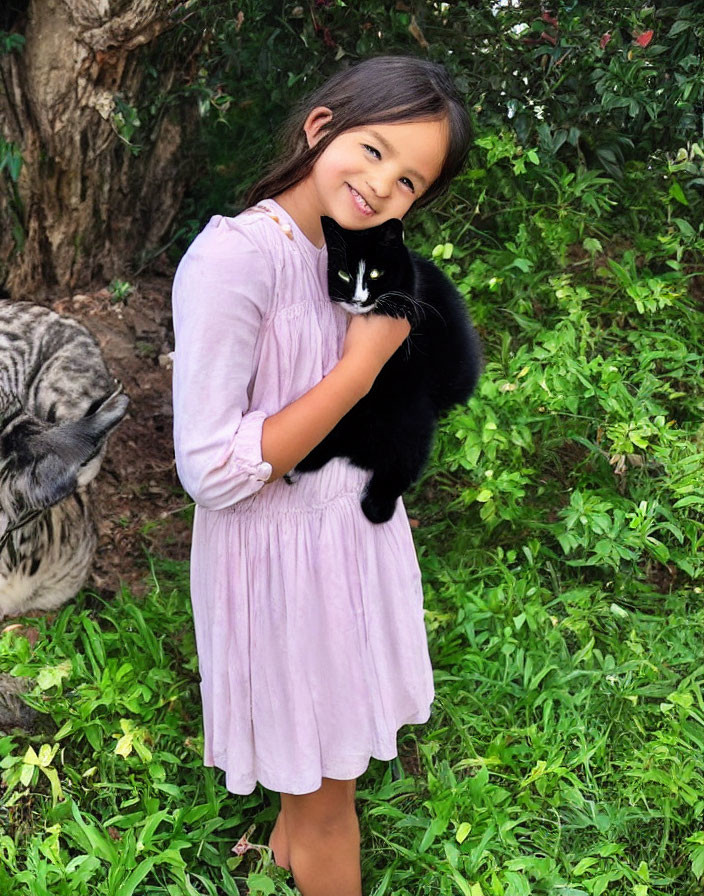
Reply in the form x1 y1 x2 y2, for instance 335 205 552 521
268 809 291 870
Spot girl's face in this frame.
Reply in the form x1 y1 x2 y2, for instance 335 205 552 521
304 112 448 229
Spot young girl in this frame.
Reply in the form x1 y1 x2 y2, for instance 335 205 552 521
172 56 471 895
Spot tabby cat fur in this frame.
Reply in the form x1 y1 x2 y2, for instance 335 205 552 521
0 300 128 618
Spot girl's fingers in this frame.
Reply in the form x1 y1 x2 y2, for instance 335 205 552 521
343 314 410 368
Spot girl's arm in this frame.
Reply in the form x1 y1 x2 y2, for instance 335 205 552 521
172 219 409 508
261 314 410 480
172 220 276 510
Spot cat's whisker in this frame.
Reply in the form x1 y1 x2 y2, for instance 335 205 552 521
401 294 445 324
376 290 443 326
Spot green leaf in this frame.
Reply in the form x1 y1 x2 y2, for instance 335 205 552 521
573 856 599 876
39 766 64 805
583 237 603 254
510 258 532 272
456 821 472 843
673 217 697 238
691 844 704 879
115 732 134 758
115 857 158 896
68 800 118 863
246 873 277 895
450 868 476 896
36 660 72 691
669 18 692 36
669 181 688 205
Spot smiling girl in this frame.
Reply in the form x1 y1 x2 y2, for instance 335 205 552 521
172 56 471 895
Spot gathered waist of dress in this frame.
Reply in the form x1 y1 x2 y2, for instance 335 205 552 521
228 457 368 516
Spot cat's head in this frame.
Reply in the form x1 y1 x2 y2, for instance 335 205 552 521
0 388 129 536
322 216 416 321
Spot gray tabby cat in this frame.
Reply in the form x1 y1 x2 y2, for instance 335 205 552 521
0 300 128 618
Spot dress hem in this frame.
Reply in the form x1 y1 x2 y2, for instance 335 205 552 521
205 702 433 796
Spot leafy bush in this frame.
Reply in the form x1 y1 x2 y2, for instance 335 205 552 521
171 0 704 230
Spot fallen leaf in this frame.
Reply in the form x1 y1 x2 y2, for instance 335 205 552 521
633 29 653 47
409 15 429 49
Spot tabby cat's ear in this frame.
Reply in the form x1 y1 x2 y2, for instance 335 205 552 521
29 389 129 510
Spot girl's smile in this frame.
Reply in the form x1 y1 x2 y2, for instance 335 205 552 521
276 114 449 247
347 184 375 217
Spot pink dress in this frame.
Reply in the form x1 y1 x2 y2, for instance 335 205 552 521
171 199 434 795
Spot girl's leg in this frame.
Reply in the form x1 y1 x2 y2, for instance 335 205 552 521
280 776 362 896
268 806 291 870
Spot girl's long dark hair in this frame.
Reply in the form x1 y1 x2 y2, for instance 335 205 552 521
245 56 471 210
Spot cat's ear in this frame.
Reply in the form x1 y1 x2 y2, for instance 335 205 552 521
321 215 345 247
26 388 129 510
320 215 342 243
77 388 129 440
376 218 404 248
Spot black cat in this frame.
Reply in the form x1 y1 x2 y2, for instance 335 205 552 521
293 215 482 524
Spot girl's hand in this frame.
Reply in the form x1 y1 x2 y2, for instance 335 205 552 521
341 313 411 384
261 313 409 480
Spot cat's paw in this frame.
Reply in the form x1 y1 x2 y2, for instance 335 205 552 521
361 491 397 524
283 469 301 486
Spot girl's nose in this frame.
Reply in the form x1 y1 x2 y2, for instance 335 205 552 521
366 170 394 199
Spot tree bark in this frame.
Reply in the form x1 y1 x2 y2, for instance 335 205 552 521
0 0 199 298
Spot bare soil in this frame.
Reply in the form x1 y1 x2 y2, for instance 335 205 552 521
51 268 191 598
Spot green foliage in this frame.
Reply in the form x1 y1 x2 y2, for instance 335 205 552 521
0 567 296 895
0 135 23 248
0 30 24 56
0 135 21 183
169 0 704 235
108 279 134 304
111 96 143 156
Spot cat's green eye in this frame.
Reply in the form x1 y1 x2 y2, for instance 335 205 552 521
338 270 351 283
369 269 383 280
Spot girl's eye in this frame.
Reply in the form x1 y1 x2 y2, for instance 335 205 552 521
369 269 383 280
338 270 351 283
363 143 414 192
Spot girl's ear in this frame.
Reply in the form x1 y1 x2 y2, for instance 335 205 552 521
304 107 333 148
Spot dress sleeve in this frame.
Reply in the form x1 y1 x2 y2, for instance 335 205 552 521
171 218 274 510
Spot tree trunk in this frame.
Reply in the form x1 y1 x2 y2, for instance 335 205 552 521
0 0 199 298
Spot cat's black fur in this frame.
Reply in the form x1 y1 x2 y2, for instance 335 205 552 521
293 216 482 523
